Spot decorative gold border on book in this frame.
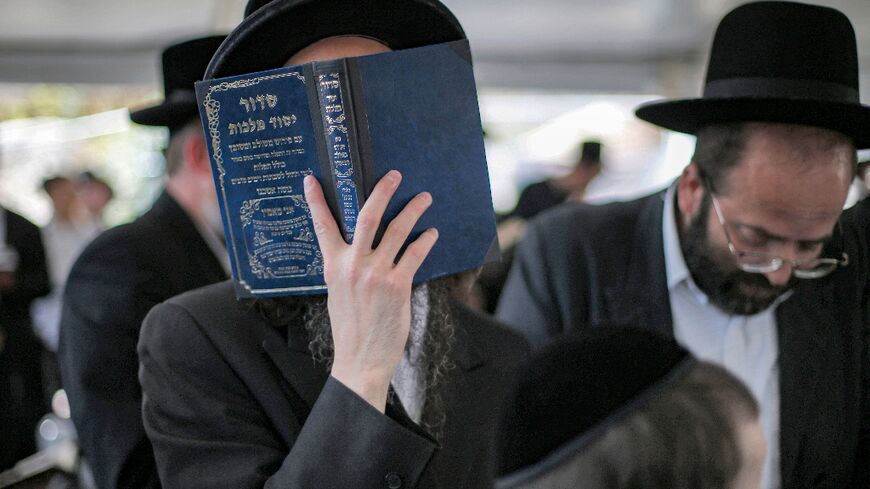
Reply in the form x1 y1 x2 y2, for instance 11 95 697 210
202 71 328 295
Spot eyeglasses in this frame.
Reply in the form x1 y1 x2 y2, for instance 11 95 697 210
707 190 849 279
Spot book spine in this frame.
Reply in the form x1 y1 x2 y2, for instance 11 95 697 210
310 59 366 244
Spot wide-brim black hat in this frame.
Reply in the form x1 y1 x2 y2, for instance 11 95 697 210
635 1 870 149
205 0 465 80
130 35 226 130
495 327 692 488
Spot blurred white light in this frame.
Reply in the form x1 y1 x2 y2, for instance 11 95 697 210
0 108 130 152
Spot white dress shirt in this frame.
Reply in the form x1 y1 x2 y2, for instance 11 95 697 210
662 185 782 489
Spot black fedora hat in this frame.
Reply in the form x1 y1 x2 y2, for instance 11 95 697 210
130 35 226 130
635 1 870 149
495 327 691 486
205 0 465 80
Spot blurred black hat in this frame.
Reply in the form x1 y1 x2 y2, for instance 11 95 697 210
580 140 601 162
205 0 466 79
130 35 226 131
495 327 692 487
635 1 870 149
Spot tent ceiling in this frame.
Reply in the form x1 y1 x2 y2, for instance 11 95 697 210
0 0 868 96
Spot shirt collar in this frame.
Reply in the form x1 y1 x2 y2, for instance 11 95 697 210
662 183 692 291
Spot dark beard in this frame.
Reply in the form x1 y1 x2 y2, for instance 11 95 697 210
680 194 796 315
300 277 456 438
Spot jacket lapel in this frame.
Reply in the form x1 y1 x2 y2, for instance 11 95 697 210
418 303 492 487
775 278 837 486
256 317 329 421
603 192 674 336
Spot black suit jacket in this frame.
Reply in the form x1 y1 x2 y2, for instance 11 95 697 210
138 281 528 489
0 209 51 470
497 191 870 489
58 192 227 489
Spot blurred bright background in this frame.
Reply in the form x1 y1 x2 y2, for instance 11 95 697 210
0 0 868 226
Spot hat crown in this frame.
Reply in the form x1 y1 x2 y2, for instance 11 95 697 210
244 0 272 17
207 0 465 79
161 35 226 97
633 1 870 149
580 141 601 162
497 328 689 477
705 1 858 91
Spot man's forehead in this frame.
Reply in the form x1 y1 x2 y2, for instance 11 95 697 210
284 36 391 66
723 124 854 196
714 127 852 239
719 169 846 241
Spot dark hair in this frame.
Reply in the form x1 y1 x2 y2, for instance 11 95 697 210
247 271 474 331
42 176 70 195
77 171 115 199
691 123 748 193
578 140 603 168
510 361 759 489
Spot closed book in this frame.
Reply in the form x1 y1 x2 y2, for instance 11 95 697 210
195 40 497 297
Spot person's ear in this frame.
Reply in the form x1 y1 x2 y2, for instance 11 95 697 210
183 131 211 176
677 163 705 221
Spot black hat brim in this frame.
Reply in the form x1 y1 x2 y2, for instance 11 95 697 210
129 99 199 129
205 0 465 79
636 97 870 149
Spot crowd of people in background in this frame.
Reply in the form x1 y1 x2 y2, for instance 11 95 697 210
0 1 868 489
0 169 112 476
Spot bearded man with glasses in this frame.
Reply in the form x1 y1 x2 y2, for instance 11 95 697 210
497 3 870 489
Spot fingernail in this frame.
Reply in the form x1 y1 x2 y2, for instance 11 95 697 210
430 228 439 238
304 175 313 190
387 170 401 183
421 192 432 204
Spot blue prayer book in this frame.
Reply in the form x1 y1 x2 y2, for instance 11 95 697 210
195 40 497 298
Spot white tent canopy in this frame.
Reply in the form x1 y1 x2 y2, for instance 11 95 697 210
0 0 868 97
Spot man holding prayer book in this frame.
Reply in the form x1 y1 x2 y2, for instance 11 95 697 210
137 1 528 488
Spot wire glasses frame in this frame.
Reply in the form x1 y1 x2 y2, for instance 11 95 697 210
707 189 849 279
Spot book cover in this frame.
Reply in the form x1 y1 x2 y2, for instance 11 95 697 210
196 40 497 297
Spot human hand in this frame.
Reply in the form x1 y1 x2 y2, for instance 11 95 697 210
304 170 438 412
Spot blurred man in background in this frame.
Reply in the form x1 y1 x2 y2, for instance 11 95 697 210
0 205 51 471
473 141 605 313
31 175 103 409
509 140 603 221
58 35 228 489
75 171 114 225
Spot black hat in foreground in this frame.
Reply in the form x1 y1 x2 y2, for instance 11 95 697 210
635 1 870 149
130 35 226 130
495 328 692 487
205 0 465 79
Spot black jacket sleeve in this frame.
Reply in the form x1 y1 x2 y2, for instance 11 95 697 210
495 218 566 349
58 238 163 489
3 210 50 305
139 301 438 489
844 201 870 487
